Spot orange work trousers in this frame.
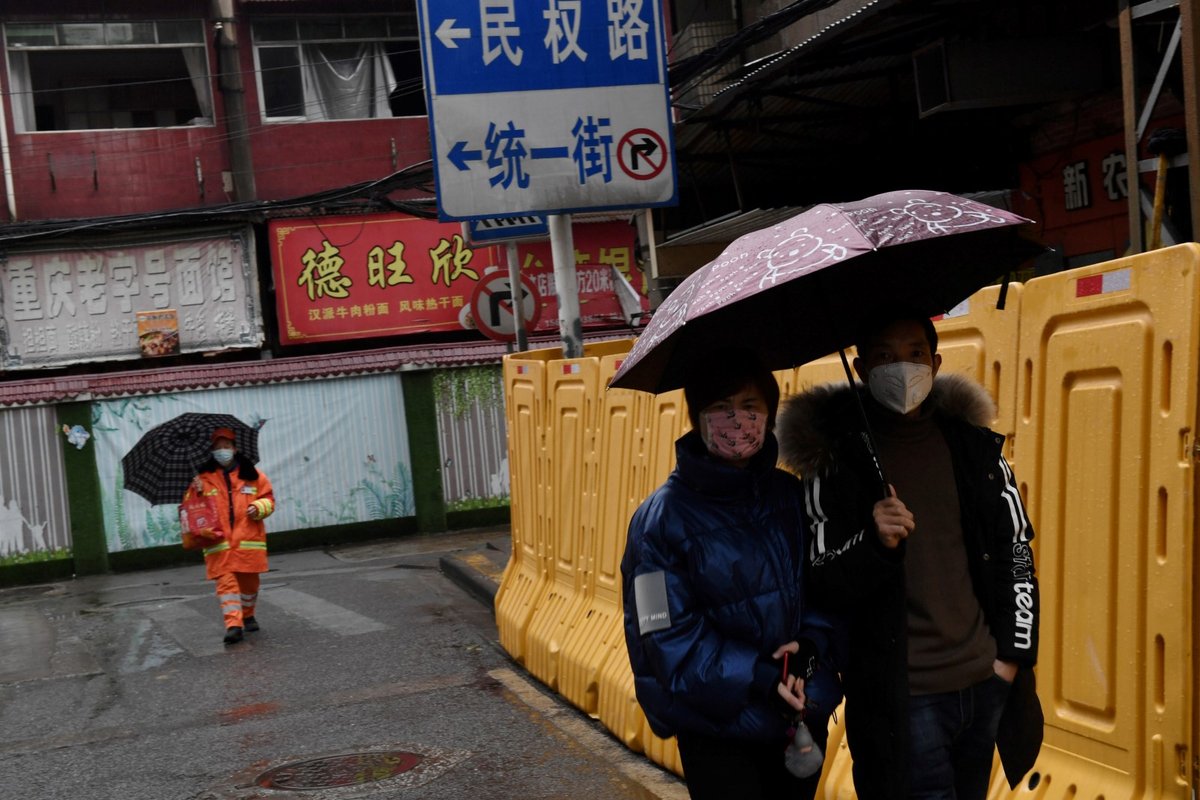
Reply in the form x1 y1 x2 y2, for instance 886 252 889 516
214 572 260 629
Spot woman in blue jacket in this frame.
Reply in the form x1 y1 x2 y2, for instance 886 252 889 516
621 348 842 800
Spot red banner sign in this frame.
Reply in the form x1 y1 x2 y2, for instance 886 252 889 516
272 215 479 343
272 214 647 345
503 220 648 332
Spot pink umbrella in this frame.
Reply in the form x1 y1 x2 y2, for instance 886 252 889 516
609 189 1042 394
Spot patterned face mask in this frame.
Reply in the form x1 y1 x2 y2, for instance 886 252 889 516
702 408 766 461
867 361 933 415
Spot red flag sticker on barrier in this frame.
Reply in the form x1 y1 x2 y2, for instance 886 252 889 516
1076 268 1131 297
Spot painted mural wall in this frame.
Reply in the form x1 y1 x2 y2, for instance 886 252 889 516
0 404 72 563
91 373 414 552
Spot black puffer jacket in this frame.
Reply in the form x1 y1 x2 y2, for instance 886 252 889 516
775 374 1042 799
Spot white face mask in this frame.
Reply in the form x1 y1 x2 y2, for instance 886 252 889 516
868 362 933 415
212 448 235 467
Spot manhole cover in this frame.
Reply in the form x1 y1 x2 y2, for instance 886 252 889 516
256 751 423 790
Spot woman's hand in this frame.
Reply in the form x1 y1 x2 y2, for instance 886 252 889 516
772 642 807 713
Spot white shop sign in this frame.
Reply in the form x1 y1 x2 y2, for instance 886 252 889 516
0 228 263 370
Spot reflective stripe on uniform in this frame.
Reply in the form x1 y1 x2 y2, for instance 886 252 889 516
204 541 231 556
239 541 267 551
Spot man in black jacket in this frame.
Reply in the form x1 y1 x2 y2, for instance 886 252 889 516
776 313 1042 800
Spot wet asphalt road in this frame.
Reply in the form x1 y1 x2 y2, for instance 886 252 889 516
0 531 686 800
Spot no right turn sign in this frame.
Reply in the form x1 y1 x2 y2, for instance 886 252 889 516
468 272 541 342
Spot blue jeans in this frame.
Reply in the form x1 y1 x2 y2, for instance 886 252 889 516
908 673 1011 800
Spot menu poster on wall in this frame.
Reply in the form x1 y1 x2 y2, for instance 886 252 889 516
0 228 263 370
136 309 180 358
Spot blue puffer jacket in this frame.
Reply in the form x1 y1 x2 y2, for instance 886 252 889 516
622 430 843 742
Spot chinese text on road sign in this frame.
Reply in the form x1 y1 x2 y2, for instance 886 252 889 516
417 0 677 220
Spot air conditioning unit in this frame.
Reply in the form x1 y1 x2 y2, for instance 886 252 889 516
914 36 1103 118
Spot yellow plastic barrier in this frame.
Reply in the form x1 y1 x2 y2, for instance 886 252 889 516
796 352 856 393
523 353 605 691
556 353 644 714
496 349 556 664
935 284 1023 446
1010 244 1198 799
595 358 686 769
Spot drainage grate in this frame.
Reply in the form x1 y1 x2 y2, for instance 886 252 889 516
256 751 424 790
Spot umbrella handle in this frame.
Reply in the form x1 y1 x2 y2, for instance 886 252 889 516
837 349 891 500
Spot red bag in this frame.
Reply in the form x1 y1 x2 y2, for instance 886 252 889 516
179 494 224 551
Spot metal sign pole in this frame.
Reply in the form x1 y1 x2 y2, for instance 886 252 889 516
549 213 582 358
506 241 528 352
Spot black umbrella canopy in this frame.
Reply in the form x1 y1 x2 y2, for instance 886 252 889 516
122 413 260 505
610 190 1045 394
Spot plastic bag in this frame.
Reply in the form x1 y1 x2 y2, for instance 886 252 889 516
179 495 223 551
784 720 824 778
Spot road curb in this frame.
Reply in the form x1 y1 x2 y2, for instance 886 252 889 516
439 541 509 610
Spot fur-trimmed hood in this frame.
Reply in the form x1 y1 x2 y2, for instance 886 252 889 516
776 372 997 477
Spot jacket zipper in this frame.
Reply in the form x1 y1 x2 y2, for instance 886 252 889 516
222 469 235 530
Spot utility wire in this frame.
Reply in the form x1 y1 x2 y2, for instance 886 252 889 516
0 159 439 243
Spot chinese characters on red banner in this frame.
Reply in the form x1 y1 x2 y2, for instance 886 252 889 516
271 214 646 344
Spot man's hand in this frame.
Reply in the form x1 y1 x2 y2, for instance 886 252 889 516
993 658 1018 683
873 484 914 549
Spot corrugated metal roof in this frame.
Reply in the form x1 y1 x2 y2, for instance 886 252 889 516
0 331 636 408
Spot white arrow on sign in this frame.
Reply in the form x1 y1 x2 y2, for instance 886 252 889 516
436 19 471 48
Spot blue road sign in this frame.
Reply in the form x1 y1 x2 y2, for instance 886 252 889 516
416 0 677 221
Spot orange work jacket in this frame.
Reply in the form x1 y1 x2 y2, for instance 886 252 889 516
183 459 275 580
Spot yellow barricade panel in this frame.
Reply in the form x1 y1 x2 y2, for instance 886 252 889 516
934 283 1022 445
595 352 643 610
496 356 550 664
1013 244 1198 799
584 338 637 361
514 344 568 363
597 645 648 750
795 352 855 395
558 351 641 714
523 357 603 691
596 371 687 765
641 388 688 502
